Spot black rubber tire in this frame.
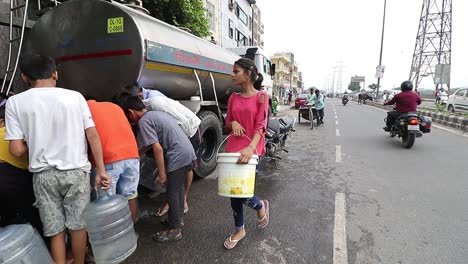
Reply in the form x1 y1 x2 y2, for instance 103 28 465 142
402 133 416 149
193 111 222 178
297 110 301 124
448 105 455 113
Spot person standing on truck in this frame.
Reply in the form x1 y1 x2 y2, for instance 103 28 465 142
4 54 110 264
223 58 270 250
119 95 196 243
124 84 201 217
86 99 140 223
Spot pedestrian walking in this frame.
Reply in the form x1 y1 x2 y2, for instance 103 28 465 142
4 54 110 264
119 96 196 243
223 58 270 250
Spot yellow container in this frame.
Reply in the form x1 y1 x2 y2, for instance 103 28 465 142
216 153 258 198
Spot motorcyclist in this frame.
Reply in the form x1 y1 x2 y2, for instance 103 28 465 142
383 81 422 131
342 91 349 103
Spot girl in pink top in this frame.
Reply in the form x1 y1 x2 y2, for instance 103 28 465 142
223 58 270 250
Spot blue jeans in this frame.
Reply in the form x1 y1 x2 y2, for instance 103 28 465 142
230 196 263 230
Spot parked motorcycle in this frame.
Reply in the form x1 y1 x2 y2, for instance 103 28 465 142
265 116 296 168
385 112 432 148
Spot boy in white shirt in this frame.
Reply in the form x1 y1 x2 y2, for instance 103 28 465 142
5 54 110 264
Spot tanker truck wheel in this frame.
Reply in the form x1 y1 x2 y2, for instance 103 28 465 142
194 111 222 177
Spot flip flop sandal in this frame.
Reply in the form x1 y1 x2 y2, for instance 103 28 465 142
258 200 270 229
184 206 189 214
153 229 182 243
155 205 169 217
223 234 245 250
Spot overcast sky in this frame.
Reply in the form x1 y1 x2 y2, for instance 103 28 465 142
256 0 467 91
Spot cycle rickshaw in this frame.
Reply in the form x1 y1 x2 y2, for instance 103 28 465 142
297 104 318 130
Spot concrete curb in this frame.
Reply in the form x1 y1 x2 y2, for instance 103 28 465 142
362 100 468 132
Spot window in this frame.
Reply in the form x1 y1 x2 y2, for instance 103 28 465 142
205 1 215 31
249 37 252 46
236 5 248 25
236 29 247 46
229 19 234 39
456 90 465 97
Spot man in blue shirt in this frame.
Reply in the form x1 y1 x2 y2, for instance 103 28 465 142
308 89 325 125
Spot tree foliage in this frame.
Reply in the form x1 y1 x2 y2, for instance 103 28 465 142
368 83 379 90
142 0 210 38
348 82 361 92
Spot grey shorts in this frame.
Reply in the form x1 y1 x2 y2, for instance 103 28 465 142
33 168 91 237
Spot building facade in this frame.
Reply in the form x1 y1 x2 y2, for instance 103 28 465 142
219 0 256 48
204 0 221 44
270 52 299 99
252 4 264 49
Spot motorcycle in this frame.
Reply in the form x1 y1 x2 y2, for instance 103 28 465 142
435 94 448 105
265 115 296 168
342 97 349 106
385 112 432 148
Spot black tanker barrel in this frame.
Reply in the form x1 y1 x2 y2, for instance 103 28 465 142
25 0 240 102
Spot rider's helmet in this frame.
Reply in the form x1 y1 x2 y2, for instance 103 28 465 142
400 81 413 91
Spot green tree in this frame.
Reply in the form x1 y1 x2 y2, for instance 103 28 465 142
368 83 379 90
142 0 210 38
348 82 361 92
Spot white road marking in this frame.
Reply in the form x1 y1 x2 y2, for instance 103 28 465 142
333 193 348 264
336 145 342 162
369 105 468 138
336 129 341 137
336 120 339 125
335 115 338 119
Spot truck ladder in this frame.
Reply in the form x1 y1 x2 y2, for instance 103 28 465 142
1 0 59 95
1 0 30 95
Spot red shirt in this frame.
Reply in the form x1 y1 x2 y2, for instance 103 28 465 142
225 92 269 156
87 100 139 166
384 91 422 112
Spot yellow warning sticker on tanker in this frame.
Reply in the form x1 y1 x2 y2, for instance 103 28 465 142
107 17 124 33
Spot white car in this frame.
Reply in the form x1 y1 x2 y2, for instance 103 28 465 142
446 88 468 113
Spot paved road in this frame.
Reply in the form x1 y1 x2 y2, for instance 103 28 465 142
122 99 468 264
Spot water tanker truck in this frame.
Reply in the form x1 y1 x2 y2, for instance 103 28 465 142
24 0 275 183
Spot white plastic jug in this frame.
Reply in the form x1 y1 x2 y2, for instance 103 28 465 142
0 224 54 264
85 189 137 264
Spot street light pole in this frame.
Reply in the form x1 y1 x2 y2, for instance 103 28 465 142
376 0 387 101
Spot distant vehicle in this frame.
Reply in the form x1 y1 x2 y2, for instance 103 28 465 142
295 93 309 109
446 88 468 113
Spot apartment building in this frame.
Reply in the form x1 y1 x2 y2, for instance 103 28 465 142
270 52 300 97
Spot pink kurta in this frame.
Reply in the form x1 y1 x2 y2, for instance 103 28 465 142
225 91 269 156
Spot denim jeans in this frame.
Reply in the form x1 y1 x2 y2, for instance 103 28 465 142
230 196 263 230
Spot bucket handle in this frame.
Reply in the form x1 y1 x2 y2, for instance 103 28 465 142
216 134 258 159
96 185 111 200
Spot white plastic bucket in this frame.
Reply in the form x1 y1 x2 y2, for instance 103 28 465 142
216 135 258 198
217 153 258 198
